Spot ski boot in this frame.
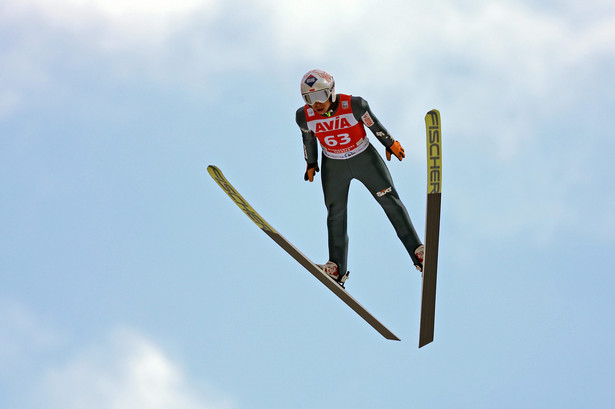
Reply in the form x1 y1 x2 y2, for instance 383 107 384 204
414 245 425 273
317 261 350 288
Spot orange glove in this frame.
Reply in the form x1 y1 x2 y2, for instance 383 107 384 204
304 162 319 182
386 141 405 161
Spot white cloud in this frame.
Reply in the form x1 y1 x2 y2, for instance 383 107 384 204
0 298 62 376
5 0 217 26
0 298 233 409
40 329 233 409
4 0 219 48
4 0 613 101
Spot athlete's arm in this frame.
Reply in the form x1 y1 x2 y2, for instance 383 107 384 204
295 107 319 164
350 96 395 148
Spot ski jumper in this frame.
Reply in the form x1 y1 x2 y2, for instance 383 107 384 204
295 94 422 275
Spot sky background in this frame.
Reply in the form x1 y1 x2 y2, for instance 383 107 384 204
2 0 614 408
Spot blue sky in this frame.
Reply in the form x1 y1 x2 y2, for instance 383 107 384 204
2 0 614 408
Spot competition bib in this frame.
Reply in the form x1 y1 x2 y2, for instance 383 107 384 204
305 94 369 159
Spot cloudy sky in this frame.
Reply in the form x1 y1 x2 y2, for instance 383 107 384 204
2 0 614 408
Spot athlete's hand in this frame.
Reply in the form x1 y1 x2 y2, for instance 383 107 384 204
304 162 320 182
386 141 405 161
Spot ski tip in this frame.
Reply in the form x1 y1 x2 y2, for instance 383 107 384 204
424 109 441 127
207 165 221 178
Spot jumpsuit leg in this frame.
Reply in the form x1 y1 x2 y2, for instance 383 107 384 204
350 145 423 266
321 155 352 275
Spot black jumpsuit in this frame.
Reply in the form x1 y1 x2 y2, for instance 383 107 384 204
295 95 422 276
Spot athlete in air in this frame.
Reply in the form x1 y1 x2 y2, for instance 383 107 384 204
295 69 424 285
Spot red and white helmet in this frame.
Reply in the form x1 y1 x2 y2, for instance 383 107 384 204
300 69 336 106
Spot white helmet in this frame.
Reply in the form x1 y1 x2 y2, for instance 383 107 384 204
300 69 336 106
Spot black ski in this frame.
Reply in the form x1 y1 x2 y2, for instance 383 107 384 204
207 165 400 341
419 109 442 348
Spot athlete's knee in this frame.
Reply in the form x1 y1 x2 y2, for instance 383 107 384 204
327 209 347 223
373 187 402 208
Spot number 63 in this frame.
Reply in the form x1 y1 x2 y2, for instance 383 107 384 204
324 133 351 147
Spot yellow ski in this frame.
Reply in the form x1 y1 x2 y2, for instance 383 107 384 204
419 109 442 348
207 165 400 341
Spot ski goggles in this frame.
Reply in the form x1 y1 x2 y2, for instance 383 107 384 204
302 88 331 106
